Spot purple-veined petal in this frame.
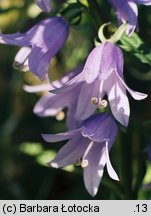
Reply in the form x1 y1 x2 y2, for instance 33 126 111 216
83 142 106 196
82 113 118 143
66 87 82 130
42 129 81 142
99 42 124 80
48 136 89 168
113 43 124 78
34 94 62 116
82 114 108 138
33 90 74 117
24 65 83 93
66 108 81 130
83 45 103 83
0 17 68 48
104 72 130 127
28 46 48 80
0 31 30 46
34 0 51 12
115 70 148 100
83 140 118 196
76 80 100 120
51 72 84 94
100 42 118 79
105 142 119 181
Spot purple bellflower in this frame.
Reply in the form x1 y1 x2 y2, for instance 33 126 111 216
42 113 119 196
108 0 151 35
34 0 51 12
51 41 147 127
24 66 83 129
0 17 69 80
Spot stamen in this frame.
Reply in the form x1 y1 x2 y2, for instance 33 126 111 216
55 111 65 121
74 158 81 166
91 97 99 105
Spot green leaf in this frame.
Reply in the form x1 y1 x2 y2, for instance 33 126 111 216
20 142 43 156
120 33 151 66
36 150 56 166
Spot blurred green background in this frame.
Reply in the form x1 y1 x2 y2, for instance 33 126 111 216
1 0 151 199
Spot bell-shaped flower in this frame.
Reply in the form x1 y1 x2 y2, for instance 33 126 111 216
108 0 151 35
42 113 119 196
34 0 51 12
51 41 147 127
24 66 83 129
0 17 69 80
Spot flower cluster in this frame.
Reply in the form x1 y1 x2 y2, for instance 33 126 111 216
0 0 150 196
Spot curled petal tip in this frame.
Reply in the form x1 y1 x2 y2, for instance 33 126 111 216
130 91 148 100
50 162 59 168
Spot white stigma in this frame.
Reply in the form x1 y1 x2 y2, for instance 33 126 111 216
99 99 108 108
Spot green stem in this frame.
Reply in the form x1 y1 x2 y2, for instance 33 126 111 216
120 127 133 199
132 127 147 198
87 0 102 30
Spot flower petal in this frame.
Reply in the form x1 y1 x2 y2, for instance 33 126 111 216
83 142 106 196
99 42 117 79
34 0 51 12
51 73 84 94
82 113 118 143
34 93 62 116
49 136 89 168
105 142 119 181
115 70 148 100
105 73 130 127
23 83 51 93
83 45 103 83
28 46 48 80
66 108 81 130
76 80 100 120
42 129 80 142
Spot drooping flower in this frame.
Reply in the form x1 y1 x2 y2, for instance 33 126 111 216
108 0 151 35
24 66 83 129
0 17 69 79
34 0 51 12
42 113 119 196
51 41 147 127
